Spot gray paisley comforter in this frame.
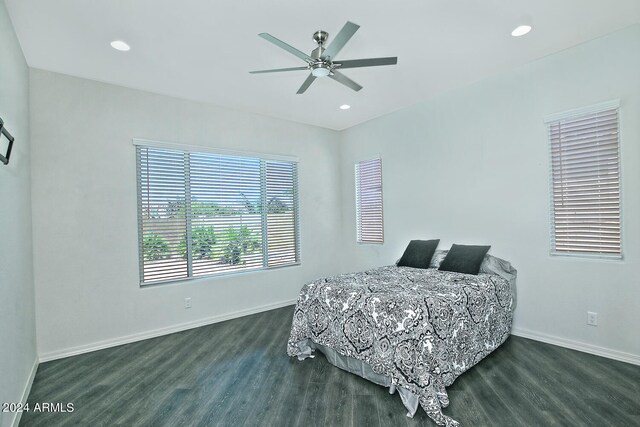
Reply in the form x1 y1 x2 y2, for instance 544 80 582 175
287 265 515 426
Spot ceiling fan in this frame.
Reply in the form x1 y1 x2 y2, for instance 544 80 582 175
250 21 397 94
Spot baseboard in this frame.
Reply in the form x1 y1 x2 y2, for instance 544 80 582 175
11 358 38 427
39 299 297 363
38 302 638 366
511 327 640 366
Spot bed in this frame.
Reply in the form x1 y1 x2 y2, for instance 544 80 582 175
287 250 517 427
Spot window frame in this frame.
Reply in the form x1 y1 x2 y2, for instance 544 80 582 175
355 157 384 245
545 100 623 260
134 139 301 286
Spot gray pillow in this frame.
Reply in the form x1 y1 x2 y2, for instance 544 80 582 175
429 250 448 268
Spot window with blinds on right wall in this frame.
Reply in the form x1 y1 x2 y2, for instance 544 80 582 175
546 100 622 259
355 158 384 244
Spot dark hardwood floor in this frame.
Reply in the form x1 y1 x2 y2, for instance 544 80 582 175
20 306 639 426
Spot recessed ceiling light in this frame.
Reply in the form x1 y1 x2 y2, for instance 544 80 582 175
110 40 131 51
511 25 532 37
339 104 351 110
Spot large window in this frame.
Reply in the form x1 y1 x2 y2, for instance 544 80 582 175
546 101 621 258
136 142 299 285
355 158 383 244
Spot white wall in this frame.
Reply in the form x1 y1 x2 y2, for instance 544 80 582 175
27 24 640 364
338 25 640 361
29 69 343 359
0 0 37 426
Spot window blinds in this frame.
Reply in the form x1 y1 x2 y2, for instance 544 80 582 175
137 145 299 285
547 103 621 257
355 158 383 244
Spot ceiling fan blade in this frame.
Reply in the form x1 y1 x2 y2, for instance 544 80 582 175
336 57 398 69
258 33 313 63
296 74 317 94
250 66 308 74
328 70 362 92
322 21 360 60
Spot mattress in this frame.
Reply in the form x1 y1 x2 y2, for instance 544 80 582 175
287 264 516 426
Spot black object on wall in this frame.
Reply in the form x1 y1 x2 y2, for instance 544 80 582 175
0 117 15 165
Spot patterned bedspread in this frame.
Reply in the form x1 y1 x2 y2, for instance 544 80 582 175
287 265 515 426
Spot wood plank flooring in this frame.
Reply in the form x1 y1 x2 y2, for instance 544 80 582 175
20 306 640 426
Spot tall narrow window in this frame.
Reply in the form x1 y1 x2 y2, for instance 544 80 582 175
546 101 621 258
136 143 299 285
355 158 383 244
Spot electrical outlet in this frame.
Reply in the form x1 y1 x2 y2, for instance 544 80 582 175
587 311 598 326
184 297 192 309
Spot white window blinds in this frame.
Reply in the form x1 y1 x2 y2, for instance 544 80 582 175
136 145 299 285
355 158 384 244
547 101 621 258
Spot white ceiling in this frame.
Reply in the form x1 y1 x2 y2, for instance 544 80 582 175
6 0 640 130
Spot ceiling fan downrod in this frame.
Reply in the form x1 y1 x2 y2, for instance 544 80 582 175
311 30 328 60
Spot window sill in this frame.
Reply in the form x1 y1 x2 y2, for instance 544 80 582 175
549 252 623 262
139 262 302 288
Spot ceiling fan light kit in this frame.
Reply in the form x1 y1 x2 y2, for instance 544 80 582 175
250 21 398 94
311 64 331 77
